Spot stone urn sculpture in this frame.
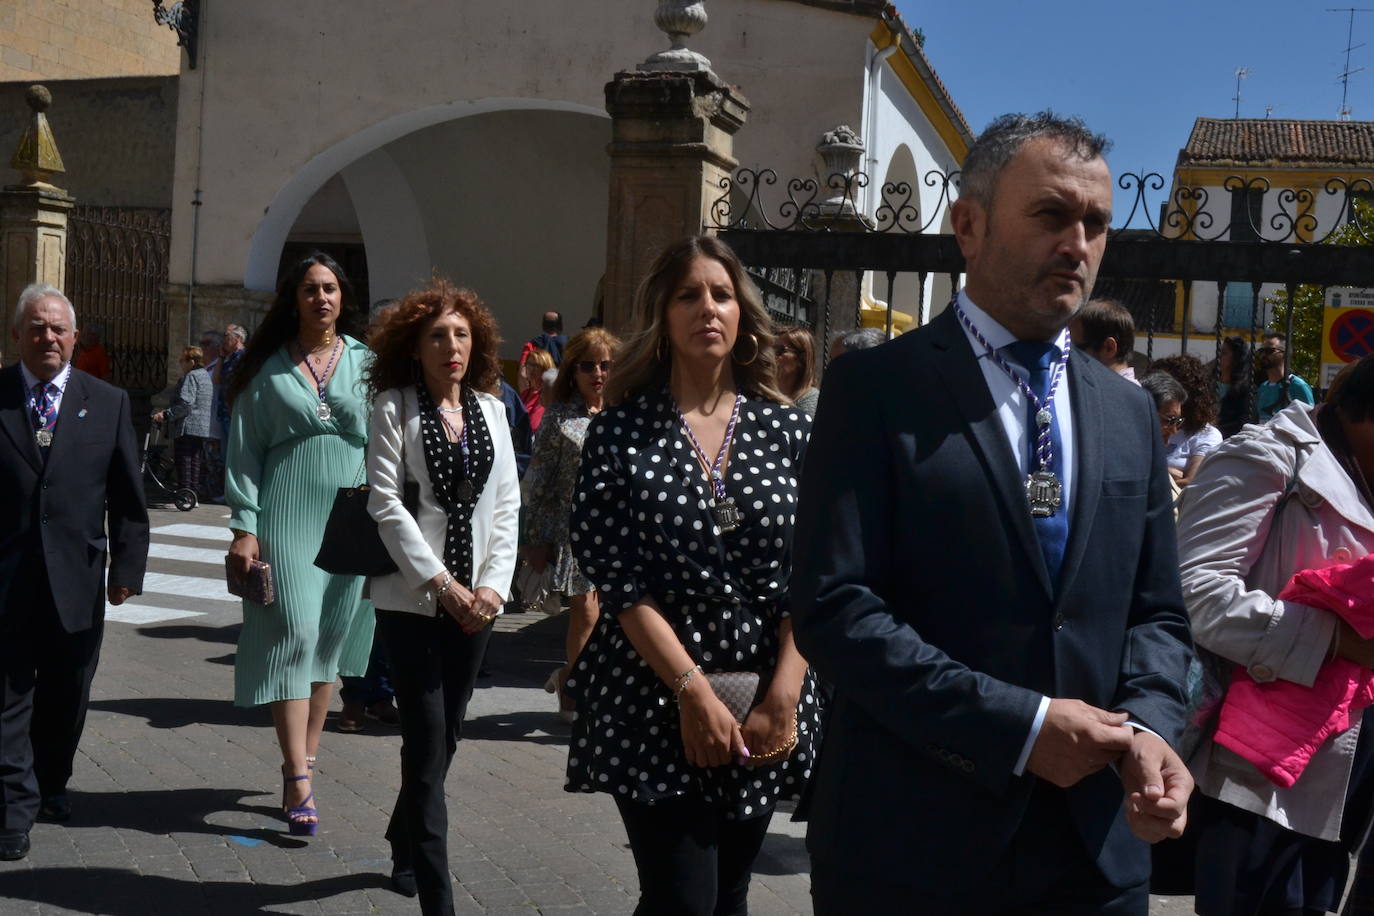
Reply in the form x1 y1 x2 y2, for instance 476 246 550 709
640 0 712 72
817 125 865 217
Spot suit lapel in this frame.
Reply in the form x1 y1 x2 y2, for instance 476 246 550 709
927 310 1054 599
45 368 90 473
0 365 42 473
1055 351 1103 604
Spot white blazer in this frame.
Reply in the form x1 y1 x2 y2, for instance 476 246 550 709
366 385 521 616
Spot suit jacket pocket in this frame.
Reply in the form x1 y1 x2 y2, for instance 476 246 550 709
1101 477 1147 499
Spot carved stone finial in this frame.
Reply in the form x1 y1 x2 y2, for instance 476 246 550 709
817 125 865 217
11 84 66 189
639 0 713 73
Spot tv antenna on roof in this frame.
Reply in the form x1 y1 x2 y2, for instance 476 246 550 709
1233 67 1249 118
1330 8 1374 119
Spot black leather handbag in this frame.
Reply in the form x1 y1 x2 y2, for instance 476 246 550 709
315 397 420 577
314 478 419 577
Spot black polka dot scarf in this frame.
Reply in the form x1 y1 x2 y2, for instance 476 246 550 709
415 382 495 586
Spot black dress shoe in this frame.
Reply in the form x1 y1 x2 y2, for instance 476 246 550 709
0 831 30 861
390 866 418 897
38 794 70 823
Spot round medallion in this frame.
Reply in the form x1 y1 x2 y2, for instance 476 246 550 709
35 429 53 447
316 402 333 421
1035 408 1052 428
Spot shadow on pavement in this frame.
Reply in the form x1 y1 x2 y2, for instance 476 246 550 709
137 623 241 645
0 867 385 914
68 786 307 849
753 831 810 877
463 709 570 745
89 696 267 729
481 614 567 689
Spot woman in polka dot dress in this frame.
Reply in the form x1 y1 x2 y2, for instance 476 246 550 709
565 236 821 916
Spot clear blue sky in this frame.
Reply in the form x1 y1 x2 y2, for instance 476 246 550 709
898 0 1374 222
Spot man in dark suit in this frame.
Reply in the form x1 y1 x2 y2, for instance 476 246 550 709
0 284 148 860
791 113 1194 913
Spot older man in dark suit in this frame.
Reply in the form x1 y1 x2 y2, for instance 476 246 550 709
791 113 1195 914
0 284 148 860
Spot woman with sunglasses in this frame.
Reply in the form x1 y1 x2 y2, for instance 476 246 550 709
772 324 819 415
1152 354 1223 487
522 327 620 721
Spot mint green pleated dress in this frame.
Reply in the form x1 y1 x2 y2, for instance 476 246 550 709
225 337 375 707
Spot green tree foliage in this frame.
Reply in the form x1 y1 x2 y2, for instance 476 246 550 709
1267 199 1374 387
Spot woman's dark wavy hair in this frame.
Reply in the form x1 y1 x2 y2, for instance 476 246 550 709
1150 353 1218 434
365 279 502 400
225 252 363 406
1330 352 1374 423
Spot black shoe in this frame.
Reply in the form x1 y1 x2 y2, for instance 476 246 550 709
390 866 418 897
38 794 70 823
0 831 29 861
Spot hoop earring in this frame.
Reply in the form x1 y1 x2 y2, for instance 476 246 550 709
733 333 759 367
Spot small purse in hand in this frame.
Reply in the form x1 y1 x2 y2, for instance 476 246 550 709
704 671 763 724
225 558 276 606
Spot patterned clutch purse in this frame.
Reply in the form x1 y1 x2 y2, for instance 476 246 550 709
224 558 276 606
704 671 762 724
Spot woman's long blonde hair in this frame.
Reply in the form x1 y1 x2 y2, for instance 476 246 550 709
604 235 786 407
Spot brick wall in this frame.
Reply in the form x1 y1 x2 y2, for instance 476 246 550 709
0 0 181 81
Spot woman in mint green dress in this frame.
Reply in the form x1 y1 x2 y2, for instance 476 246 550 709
225 252 374 836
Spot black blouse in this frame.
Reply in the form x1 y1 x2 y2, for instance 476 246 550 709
564 387 821 819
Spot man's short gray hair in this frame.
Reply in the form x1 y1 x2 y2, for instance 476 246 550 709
960 111 1111 211
225 324 247 344
838 327 887 354
13 283 76 331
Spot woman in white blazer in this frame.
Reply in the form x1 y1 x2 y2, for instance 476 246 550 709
364 281 520 916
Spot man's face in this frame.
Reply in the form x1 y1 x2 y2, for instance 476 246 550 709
1260 337 1285 371
953 138 1113 341
13 296 76 381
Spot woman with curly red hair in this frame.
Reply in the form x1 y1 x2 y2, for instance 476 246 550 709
364 280 521 915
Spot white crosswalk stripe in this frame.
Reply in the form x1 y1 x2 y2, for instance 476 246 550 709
110 524 237 625
152 523 232 542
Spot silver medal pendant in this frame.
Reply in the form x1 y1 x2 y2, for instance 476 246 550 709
1026 470 1063 518
35 429 53 447
456 479 475 501
712 497 743 533
316 401 332 421
1036 408 1052 428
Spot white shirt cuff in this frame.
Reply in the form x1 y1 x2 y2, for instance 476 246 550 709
1013 695 1051 776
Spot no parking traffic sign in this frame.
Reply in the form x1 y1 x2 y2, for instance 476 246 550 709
1322 288 1374 386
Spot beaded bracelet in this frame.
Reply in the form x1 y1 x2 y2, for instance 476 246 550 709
673 664 704 698
434 571 454 599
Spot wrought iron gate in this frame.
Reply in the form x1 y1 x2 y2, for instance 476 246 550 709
64 206 172 394
709 167 1374 381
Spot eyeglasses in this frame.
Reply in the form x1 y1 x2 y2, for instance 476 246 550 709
1159 414 1185 428
576 360 613 374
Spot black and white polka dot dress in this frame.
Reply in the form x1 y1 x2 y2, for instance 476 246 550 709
563 387 821 820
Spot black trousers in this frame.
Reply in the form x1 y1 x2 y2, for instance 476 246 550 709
376 608 491 916
811 781 1148 915
0 563 103 833
614 796 774 916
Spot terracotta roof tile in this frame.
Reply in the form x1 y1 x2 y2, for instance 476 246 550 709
1181 117 1374 169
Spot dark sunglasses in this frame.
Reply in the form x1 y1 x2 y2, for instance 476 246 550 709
1160 414 1185 428
1257 346 1284 355
576 360 613 373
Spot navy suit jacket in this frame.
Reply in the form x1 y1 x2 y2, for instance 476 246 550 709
790 308 1193 890
0 364 148 632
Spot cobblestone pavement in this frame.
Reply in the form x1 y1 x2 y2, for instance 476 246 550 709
0 503 1196 915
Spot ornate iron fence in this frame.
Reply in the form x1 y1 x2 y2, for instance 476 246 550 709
64 206 171 394
709 166 1374 380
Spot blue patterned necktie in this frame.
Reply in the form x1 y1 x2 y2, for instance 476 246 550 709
32 381 57 435
1003 341 1068 586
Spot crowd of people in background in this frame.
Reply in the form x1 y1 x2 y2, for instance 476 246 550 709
11 108 1374 916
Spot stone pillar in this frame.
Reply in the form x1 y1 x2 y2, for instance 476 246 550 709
1 85 75 365
810 126 872 363
601 2 749 334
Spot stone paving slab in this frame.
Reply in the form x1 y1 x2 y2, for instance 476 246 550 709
0 504 1198 915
